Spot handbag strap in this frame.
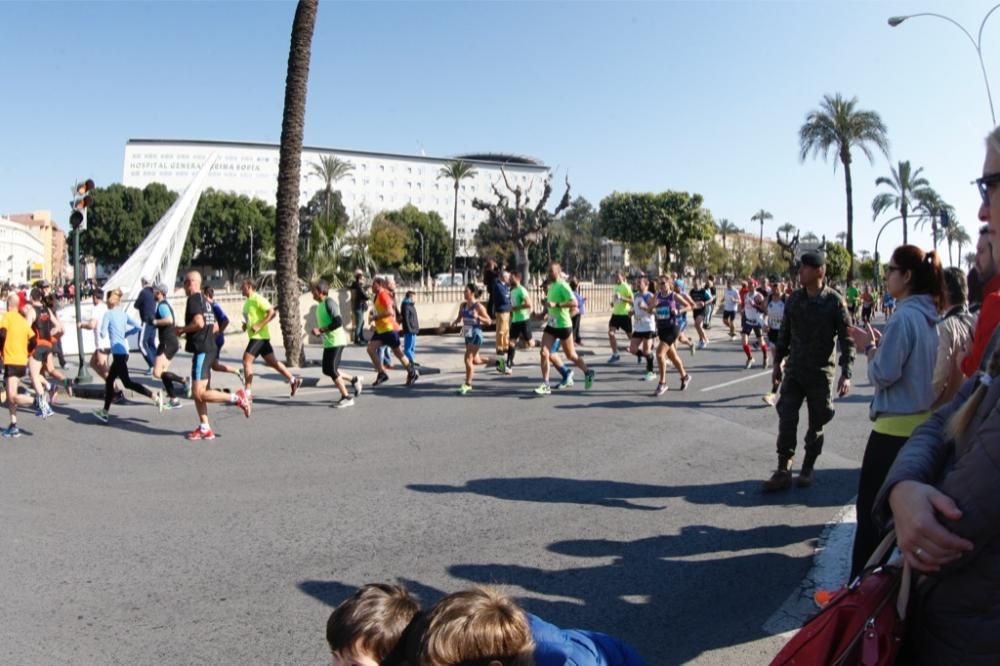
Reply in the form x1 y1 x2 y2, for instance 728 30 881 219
864 530 898 569
864 529 914 621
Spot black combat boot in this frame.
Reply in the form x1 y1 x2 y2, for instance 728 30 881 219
762 456 794 493
797 453 818 488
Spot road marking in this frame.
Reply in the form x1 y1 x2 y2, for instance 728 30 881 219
699 370 772 392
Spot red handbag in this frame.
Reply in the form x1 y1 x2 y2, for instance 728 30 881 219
770 532 912 666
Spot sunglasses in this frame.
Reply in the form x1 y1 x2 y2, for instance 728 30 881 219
974 171 1000 207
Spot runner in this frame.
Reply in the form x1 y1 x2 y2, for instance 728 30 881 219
860 285 875 325
1 294 37 437
703 275 717 329
204 286 242 385
628 276 657 382
452 283 492 394
722 279 740 339
24 288 56 417
77 288 111 381
505 270 533 372
534 262 595 395
34 291 70 405
93 288 162 424
239 279 301 398
310 280 362 408
672 279 698 355
607 271 633 362
367 277 419 387
151 283 189 409
740 286 769 369
689 276 711 349
177 271 251 440
762 278 786 405
882 291 895 319
652 276 691 396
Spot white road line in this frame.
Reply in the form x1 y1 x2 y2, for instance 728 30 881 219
699 370 772 392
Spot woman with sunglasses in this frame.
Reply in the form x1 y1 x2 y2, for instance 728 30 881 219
870 124 1000 665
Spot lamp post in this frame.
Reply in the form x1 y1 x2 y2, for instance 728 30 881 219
889 4 999 125
873 213 931 291
248 224 254 281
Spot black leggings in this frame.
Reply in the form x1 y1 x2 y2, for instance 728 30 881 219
104 354 152 410
851 430 909 579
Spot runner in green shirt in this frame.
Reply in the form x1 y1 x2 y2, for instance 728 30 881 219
535 261 595 395
505 271 535 371
310 280 362 408
607 271 634 363
845 284 860 325
240 279 301 398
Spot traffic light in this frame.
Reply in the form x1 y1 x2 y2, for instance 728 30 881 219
69 178 95 230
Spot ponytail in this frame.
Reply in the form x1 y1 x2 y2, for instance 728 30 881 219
890 245 945 309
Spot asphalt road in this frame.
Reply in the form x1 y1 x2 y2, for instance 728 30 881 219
0 320 876 665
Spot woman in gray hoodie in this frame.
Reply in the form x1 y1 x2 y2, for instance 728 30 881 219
847 244 944 579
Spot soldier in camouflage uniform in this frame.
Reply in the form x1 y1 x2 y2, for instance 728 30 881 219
763 251 855 492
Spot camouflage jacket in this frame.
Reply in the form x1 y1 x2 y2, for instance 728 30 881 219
774 285 855 378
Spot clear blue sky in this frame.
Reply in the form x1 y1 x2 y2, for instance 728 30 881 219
2 0 997 264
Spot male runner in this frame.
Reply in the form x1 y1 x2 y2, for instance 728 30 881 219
740 287 769 369
763 251 854 491
176 271 250 441
628 277 657 381
78 288 111 380
367 277 419 386
607 271 633 362
722 279 740 339
505 271 534 372
534 262 594 395
1 294 37 437
845 282 860 325
762 278 786 405
310 280 362 408
689 276 711 349
239 279 301 397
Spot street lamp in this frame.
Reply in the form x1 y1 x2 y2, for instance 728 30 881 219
248 224 254 281
888 4 999 125
873 213 931 291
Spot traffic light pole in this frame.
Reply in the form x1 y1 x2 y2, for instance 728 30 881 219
73 223 92 383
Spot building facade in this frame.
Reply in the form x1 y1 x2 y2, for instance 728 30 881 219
0 216 46 285
123 139 551 257
2 210 67 284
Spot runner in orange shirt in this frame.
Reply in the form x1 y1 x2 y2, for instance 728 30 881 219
366 277 419 387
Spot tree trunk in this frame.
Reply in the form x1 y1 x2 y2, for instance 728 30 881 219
514 243 529 279
842 150 855 285
450 183 459 279
901 202 909 246
274 0 317 368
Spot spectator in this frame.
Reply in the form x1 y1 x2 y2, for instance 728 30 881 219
401 289 419 367
350 270 369 345
325 583 419 666
932 267 975 408
962 224 999 375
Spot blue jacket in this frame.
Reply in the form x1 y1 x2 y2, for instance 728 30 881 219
529 614 646 666
493 281 513 313
134 286 156 323
867 293 939 420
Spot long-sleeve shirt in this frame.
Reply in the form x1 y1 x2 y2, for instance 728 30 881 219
962 273 1000 376
773 285 855 378
100 308 141 355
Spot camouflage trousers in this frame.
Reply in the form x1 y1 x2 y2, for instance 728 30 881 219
775 371 836 460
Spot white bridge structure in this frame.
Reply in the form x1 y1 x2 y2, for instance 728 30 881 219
59 156 218 356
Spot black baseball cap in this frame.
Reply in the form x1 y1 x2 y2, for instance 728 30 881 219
800 251 826 268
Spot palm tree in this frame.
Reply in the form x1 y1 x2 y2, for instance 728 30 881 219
777 222 797 241
800 93 890 284
872 160 931 246
716 218 740 250
309 154 353 231
751 209 773 257
948 225 971 268
859 249 872 261
438 160 477 278
802 231 820 242
913 188 957 254
274 0 318 367
965 252 977 270
836 231 847 245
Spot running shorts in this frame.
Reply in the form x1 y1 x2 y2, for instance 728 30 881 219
767 328 781 346
157 339 180 361
465 329 484 347
657 323 679 345
372 330 401 349
693 308 706 320
609 314 633 334
722 310 736 323
742 321 763 337
191 349 217 382
862 305 873 319
32 346 52 363
4 364 26 379
510 320 533 342
631 330 657 340
244 339 275 358
543 326 572 341
321 346 345 380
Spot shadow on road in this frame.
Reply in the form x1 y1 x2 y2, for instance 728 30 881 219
408 472 857 510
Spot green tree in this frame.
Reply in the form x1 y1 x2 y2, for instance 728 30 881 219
821 240 852 283
857 257 877 282
800 93 890 284
872 160 931 246
274 0 318 367
309 154 354 234
438 160 478 278
598 191 714 271
473 221 516 268
751 209 773 256
369 214 410 269
298 189 348 281
82 183 178 265
189 190 276 285
560 197 602 279
715 218 740 251
777 222 797 239
383 204 450 277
